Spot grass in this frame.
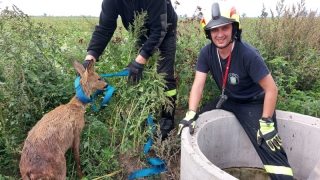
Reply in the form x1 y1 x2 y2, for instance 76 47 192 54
0 1 319 179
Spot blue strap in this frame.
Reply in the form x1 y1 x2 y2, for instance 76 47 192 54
90 85 115 111
128 115 167 180
74 70 129 111
74 76 93 105
91 69 129 111
75 70 167 179
100 69 129 78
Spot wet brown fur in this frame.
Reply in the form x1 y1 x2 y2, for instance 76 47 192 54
19 60 107 180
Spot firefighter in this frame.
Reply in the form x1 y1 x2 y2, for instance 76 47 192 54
83 0 178 140
177 1 294 179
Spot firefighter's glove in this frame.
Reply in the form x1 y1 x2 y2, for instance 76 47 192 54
257 118 282 151
77 60 91 76
126 60 144 85
82 60 91 69
177 110 196 136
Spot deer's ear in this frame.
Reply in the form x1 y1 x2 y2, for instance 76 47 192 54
73 60 86 76
86 60 95 73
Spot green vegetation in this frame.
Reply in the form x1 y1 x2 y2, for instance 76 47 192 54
0 1 319 179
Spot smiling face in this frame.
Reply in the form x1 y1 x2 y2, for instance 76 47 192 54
210 23 233 49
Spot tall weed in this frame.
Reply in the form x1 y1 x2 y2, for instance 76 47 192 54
241 0 319 116
0 6 74 176
0 1 319 178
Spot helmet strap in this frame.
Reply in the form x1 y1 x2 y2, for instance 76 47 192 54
231 23 238 41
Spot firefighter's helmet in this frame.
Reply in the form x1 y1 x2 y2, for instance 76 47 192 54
201 1 242 41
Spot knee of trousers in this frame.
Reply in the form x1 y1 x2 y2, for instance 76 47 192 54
164 89 177 97
264 165 293 179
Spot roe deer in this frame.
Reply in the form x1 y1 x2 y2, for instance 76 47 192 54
19 60 107 180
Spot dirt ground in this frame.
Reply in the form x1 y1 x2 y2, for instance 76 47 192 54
118 108 185 180
118 151 180 180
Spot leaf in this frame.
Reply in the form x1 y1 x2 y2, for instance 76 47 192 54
83 141 89 149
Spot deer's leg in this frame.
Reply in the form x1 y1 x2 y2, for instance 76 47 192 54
73 132 83 179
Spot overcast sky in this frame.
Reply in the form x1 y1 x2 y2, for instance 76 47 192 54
0 0 318 17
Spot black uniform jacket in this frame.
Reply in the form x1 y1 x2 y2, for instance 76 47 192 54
87 0 178 60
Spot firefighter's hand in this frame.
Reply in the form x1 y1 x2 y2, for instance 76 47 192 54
257 117 282 151
82 59 91 69
125 60 144 85
177 110 196 136
77 60 92 77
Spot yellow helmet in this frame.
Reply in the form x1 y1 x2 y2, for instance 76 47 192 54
201 1 242 41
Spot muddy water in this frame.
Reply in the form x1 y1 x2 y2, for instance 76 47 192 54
223 167 270 180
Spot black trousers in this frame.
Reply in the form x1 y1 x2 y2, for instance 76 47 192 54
197 95 294 180
137 28 177 92
158 30 177 138
158 30 177 121
157 29 177 93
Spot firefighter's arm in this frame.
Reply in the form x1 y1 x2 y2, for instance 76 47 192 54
178 71 207 136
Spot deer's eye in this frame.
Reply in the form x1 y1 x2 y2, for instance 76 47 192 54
98 78 102 81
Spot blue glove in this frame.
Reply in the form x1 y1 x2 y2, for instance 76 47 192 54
257 117 282 151
177 110 197 136
126 60 144 84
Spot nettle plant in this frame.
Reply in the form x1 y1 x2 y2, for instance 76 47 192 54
242 0 320 117
0 6 74 177
64 12 174 179
87 11 171 151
